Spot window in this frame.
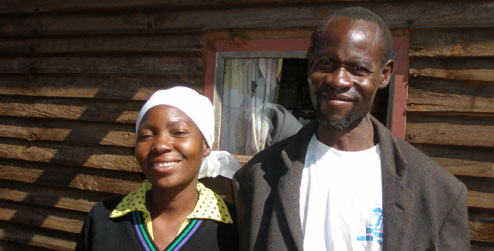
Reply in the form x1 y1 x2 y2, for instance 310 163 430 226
204 37 409 154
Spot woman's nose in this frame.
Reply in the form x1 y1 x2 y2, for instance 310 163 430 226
153 135 172 153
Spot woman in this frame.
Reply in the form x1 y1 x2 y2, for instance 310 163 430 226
76 87 239 251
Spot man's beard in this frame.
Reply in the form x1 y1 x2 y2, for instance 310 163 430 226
315 100 363 131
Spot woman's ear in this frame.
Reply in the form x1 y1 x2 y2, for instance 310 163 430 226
379 59 394 89
203 142 211 157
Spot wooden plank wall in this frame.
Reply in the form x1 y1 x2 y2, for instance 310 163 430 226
407 28 494 248
0 1 492 250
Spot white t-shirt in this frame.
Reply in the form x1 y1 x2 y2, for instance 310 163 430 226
300 134 383 251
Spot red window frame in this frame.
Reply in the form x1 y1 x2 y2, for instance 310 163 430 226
203 37 409 139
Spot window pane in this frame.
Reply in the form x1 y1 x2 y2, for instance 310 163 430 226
220 58 283 155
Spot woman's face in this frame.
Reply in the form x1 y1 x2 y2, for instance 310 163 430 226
135 105 210 190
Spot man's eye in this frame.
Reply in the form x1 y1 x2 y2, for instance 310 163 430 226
315 59 336 71
320 59 335 66
351 65 369 75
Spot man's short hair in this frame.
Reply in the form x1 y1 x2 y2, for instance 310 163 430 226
309 7 393 66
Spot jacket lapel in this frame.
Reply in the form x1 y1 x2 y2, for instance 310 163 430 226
373 118 415 250
276 121 317 251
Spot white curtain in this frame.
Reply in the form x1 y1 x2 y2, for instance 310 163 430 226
220 58 282 155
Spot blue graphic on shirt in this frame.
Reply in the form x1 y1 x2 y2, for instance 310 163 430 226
357 206 383 246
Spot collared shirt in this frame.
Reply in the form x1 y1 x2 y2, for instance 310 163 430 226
109 180 233 240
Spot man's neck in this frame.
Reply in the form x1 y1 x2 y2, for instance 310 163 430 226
315 114 375 151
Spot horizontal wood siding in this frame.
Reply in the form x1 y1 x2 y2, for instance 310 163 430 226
0 1 492 249
1 2 493 37
408 25 494 248
0 75 202 100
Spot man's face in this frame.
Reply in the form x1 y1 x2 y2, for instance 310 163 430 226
308 16 392 130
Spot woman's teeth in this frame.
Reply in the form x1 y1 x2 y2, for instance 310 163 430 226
153 161 179 168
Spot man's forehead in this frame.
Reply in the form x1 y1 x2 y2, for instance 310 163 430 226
321 16 379 38
314 17 381 52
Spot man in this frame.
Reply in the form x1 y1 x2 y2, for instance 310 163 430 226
233 7 470 251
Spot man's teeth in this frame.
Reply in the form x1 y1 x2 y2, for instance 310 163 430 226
153 162 179 167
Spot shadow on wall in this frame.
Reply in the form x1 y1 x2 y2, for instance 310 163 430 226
2 83 149 250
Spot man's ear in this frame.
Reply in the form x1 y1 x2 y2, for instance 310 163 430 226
307 47 314 73
379 59 394 89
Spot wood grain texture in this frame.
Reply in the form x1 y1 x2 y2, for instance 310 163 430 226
409 57 494 82
0 200 85 234
468 191 494 209
412 144 494 178
0 159 142 194
470 221 494 243
470 243 494 251
0 138 139 172
0 116 136 147
407 77 494 113
0 181 110 213
0 96 142 123
0 34 204 56
410 30 494 57
0 0 412 14
0 56 203 76
0 240 52 251
406 113 494 147
0 221 77 251
0 2 493 37
0 75 201 100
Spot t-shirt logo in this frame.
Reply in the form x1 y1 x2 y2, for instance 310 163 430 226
357 206 383 246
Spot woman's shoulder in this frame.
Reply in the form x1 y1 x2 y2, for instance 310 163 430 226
87 195 125 218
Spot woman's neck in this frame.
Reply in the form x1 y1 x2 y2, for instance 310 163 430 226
146 180 199 218
146 180 199 250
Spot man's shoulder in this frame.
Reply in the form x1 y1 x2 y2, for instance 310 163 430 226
235 134 297 179
393 136 465 193
372 117 461 188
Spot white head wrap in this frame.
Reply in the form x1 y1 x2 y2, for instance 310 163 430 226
135 86 240 179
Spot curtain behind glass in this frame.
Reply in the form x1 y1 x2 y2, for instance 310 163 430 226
220 58 282 155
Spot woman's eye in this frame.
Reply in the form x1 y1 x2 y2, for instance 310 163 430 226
137 134 152 141
171 130 189 137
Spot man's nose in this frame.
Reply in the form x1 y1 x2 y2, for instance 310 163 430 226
327 66 352 90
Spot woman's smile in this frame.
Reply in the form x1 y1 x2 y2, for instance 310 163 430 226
149 160 182 172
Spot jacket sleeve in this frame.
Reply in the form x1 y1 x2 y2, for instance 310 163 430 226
75 208 94 251
439 183 470 251
233 166 253 251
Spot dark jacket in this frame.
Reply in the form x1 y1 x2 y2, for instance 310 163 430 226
233 117 469 251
